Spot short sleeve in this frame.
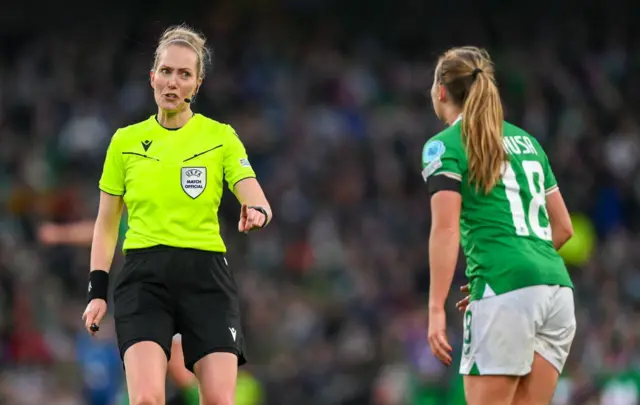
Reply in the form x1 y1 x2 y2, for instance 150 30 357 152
421 138 462 183
543 154 558 195
223 126 257 191
99 131 125 196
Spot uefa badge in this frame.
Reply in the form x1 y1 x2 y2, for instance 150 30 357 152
181 167 207 198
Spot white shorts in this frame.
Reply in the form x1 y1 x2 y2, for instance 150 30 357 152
460 285 576 376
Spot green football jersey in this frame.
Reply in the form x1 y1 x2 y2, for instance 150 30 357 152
422 117 573 301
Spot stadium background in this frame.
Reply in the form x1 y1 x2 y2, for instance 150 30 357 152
1 0 640 404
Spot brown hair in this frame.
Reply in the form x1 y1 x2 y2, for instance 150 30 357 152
153 24 212 80
435 46 505 193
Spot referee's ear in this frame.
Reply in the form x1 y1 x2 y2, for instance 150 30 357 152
189 86 200 103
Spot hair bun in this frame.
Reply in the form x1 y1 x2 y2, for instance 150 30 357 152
154 24 212 79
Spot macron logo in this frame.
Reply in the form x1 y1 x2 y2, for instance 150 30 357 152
229 327 236 341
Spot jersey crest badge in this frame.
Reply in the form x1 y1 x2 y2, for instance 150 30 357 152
423 140 446 164
181 167 207 199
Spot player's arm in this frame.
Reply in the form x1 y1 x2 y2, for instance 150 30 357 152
546 190 573 250
223 126 272 229
428 185 461 310
541 150 573 250
422 138 462 310
38 220 95 246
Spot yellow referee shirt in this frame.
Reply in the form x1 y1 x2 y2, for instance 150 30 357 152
99 114 256 253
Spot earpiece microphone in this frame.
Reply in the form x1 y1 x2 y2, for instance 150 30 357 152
184 91 198 104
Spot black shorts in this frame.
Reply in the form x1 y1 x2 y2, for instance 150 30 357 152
113 245 247 372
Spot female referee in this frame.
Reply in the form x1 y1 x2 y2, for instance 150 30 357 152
422 47 575 405
81 25 272 405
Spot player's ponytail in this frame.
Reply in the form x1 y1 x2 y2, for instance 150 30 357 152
436 47 506 194
462 65 505 194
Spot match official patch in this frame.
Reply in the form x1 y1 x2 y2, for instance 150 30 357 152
181 167 207 199
239 158 251 167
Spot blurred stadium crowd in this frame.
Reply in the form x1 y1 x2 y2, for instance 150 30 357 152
1 1 640 404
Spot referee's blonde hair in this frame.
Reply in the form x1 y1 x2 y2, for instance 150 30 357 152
435 46 505 194
153 24 212 80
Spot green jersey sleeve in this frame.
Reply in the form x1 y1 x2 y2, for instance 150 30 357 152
543 154 558 195
223 126 257 191
421 137 462 183
99 130 125 196
529 136 558 195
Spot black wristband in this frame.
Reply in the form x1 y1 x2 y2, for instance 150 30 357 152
248 206 269 228
88 270 109 303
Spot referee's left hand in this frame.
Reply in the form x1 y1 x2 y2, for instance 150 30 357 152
238 204 266 233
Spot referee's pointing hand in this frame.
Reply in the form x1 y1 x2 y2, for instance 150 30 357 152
83 298 107 336
238 204 266 233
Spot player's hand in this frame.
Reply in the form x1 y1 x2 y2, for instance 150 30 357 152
38 222 62 245
82 299 107 336
238 204 266 233
428 307 452 366
456 284 470 312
